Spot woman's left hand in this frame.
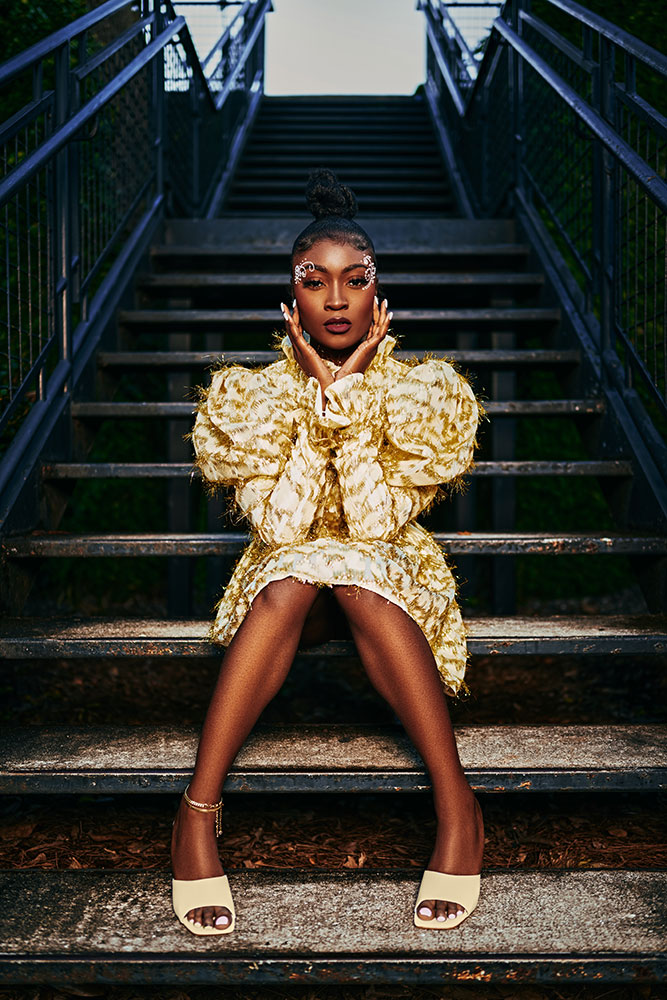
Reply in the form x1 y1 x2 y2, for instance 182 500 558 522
334 297 392 381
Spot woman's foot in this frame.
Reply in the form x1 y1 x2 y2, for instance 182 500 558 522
171 796 232 930
416 792 484 922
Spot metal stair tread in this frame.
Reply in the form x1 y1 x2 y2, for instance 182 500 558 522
69 400 604 417
41 460 634 478
4 531 665 556
0 869 665 982
1 723 666 794
230 180 448 191
2 613 664 655
98 348 580 367
137 271 545 288
119 307 558 322
150 243 531 257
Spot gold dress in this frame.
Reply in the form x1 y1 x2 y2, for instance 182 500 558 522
192 333 483 696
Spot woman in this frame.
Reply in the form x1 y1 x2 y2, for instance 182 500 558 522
172 169 485 935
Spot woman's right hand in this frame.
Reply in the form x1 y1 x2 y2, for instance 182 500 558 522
281 301 334 390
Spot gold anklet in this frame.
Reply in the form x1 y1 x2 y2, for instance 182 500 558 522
183 784 223 837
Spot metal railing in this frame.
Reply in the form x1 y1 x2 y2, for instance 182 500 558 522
421 0 667 458
0 0 269 521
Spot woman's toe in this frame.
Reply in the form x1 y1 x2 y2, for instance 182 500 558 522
417 898 435 920
435 900 448 922
190 907 203 926
214 907 231 929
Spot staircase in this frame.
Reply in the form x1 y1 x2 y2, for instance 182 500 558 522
225 96 457 215
1 92 667 986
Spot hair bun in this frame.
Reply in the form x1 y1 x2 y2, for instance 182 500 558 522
305 168 358 220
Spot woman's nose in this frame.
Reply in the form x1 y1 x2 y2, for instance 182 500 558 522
325 282 347 309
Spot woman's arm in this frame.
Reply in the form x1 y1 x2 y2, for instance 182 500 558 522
328 360 481 541
192 365 332 547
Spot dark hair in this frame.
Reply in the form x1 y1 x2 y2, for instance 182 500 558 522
291 168 375 257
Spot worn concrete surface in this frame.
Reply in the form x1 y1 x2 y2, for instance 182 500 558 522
0 724 665 794
0 869 665 958
4 531 667 558
1 614 665 658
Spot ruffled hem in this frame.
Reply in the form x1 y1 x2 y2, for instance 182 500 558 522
207 529 469 697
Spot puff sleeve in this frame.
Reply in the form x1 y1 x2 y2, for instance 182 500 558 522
192 366 332 547
329 360 480 541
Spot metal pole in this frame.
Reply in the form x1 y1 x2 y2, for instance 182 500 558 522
599 34 616 390
53 42 72 391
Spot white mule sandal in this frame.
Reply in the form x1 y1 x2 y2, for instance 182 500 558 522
172 784 235 936
414 870 480 929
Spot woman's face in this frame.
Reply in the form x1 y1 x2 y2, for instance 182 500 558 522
292 238 377 357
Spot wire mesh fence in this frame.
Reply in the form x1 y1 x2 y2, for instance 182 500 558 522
421 0 667 431
0 0 268 466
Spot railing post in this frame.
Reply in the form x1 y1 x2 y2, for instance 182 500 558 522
152 0 165 203
599 34 617 391
509 0 526 212
53 42 73 390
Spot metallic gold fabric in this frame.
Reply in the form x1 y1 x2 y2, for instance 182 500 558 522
192 334 484 696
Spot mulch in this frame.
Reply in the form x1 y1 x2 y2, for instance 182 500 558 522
0 791 666 874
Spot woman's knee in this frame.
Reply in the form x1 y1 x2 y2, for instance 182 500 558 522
331 584 389 624
251 577 320 619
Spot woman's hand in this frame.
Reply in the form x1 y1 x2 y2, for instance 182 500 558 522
334 297 392 381
281 301 334 390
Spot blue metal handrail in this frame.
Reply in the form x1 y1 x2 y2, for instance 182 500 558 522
421 0 667 476
0 0 269 524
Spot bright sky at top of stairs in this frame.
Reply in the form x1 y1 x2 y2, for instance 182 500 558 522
264 0 426 95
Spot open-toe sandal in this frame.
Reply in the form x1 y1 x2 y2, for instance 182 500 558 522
414 870 480 929
172 785 235 936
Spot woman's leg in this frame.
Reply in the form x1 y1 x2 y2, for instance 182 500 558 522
172 576 320 928
331 585 484 922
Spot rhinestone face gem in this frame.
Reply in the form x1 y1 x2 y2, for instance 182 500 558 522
294 259 316 284
362 254 377 289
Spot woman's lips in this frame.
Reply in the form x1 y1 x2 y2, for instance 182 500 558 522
324 319 351 333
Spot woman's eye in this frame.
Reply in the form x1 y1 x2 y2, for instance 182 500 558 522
348 277 367 287
303 278 324 289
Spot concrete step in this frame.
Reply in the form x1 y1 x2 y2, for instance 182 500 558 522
2 723 665 794
3 614 664 657
5 531 665 558
42 460 634 480
69 400 604 418
0 869 664 985
98 348 579 369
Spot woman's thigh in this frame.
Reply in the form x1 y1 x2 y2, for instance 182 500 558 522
331 584 429 650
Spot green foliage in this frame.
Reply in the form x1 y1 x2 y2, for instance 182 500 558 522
5 0 93 61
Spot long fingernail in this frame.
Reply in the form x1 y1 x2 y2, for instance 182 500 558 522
388 311 393 321
374 295 379 305
292 298 296 309
383 298 388 308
